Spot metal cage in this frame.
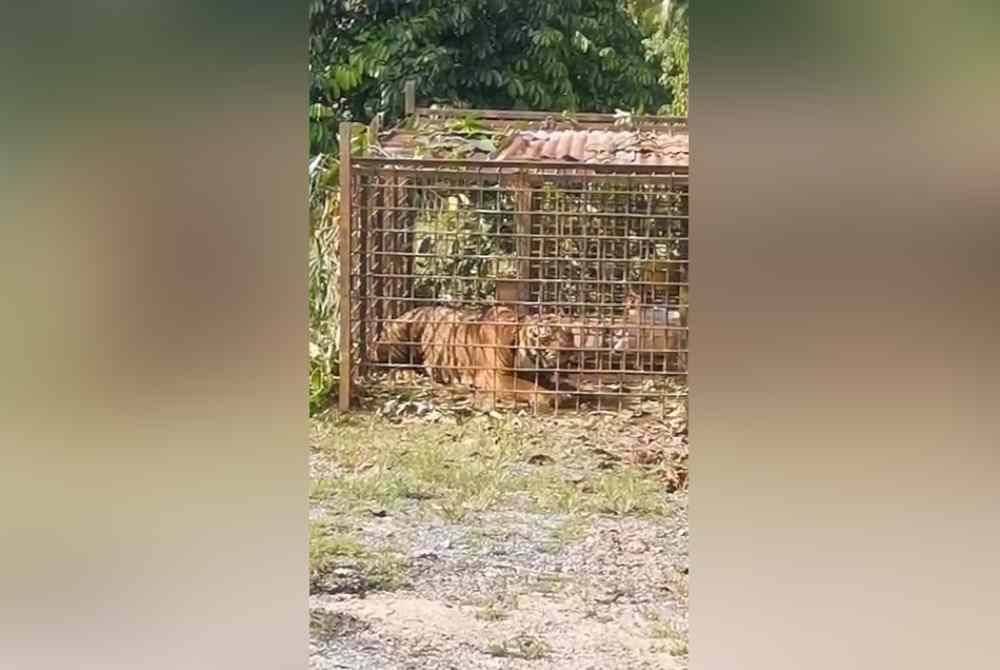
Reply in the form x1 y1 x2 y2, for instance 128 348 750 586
338 123 689 416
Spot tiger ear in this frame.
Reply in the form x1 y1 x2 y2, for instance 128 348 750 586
624 291 641 307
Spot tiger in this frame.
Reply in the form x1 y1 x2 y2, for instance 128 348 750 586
609 292 687 370
374 304 580 410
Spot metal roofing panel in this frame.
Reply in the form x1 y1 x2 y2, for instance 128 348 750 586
495 129 688 166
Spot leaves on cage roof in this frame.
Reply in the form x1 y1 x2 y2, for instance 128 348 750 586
383 113 688 165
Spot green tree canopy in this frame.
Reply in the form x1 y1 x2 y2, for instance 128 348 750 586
309 0 672 154
630 0 688 116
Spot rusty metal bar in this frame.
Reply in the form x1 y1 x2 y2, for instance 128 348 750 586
365 248 690 261
353 155 690 173
514 171 532 290
354 160 689 182
358 174 371 376
338 122 354 411
413 106 687 127
355 295 689 312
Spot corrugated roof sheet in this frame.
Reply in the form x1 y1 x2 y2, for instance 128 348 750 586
495 129 688 166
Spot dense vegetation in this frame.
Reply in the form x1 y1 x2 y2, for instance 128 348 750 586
308 0 689 413
643 0 689 116
309 0 688 154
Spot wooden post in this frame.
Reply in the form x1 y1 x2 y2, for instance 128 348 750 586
366 112 381 147
404 80 416 117
338 122 354 411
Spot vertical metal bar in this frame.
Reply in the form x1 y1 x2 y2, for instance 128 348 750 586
515 172 532 301
403 174 415 303
407 173 417 375
338 122 354 412
384 171 396 324
358 174 370 374
371 174 383 339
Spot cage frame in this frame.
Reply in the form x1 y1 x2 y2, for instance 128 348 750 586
338 86 689 413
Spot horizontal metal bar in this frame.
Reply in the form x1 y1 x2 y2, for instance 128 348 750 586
365 233 687 245
358 384 688 399
358 178 689 194
364 185 688 200
354 270 688 285
367 339 687 349
356 295 689 310
364 368 688 381
354 156 689 175
366 361 687 372
366 338 688 351
413 106 688 125
358 179 689 196
364 207 688 225
357 173 688 191
363 338 688 349
364 377 689 388
356 296 689 311
367 328 689 338
366 249 688 261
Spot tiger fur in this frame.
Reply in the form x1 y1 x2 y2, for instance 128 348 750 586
374 305 579 409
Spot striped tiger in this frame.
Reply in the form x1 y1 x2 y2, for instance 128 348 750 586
374 305 579 409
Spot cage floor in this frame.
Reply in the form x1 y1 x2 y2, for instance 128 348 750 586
357 370 687 418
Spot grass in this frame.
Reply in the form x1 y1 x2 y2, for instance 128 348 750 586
666 567 689 600
473 593 519 622
461 526 513 550
542 516 590 552
486 634 551 660
530 574 566 595
310 414 669 521
310 609 368 643
462 592 521 623
309 520 408 592
309 522 365 574
645 609 689 658
476 603 509 622
525 468 667 516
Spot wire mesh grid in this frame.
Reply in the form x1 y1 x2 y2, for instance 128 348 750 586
343 158 688 416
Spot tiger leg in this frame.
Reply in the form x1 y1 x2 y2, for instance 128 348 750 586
492 374 559 411
543 372 578 394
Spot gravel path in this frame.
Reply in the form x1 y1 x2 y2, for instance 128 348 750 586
309 411 688 669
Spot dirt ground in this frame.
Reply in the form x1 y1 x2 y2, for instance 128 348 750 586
309 398 688 669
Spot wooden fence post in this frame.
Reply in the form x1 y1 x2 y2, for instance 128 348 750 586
404 80 416 117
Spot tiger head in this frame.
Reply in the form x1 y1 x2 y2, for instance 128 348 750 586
518 314 578 370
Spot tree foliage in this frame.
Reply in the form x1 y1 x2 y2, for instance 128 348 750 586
632 0 688 116
663 17 688 116
309 0 670 155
